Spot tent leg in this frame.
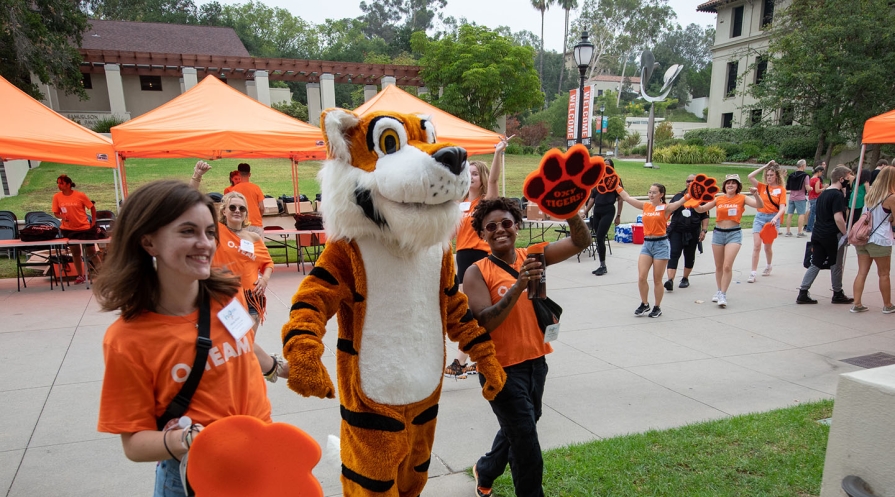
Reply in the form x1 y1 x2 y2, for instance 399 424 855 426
843 144 868 266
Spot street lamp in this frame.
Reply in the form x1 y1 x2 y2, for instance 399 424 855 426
598 103 605 155
573 31 594 145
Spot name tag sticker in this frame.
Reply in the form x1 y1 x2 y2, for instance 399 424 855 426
655 204 666 211
728 208 738 216
239 239 255 254
772 188 781 196
459 201 471 212
218 298 253 341
544 323 560 343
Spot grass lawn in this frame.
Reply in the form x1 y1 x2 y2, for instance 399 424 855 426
482 399 832 496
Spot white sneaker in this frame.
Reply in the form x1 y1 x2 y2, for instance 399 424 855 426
711 291 720 302
718 293 727 308
747 272 756 283
762 265 772 276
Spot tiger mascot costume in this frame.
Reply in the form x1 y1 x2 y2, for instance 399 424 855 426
282 108 507 496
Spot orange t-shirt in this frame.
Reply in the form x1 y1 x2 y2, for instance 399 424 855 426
213 223 274 290
223 185 236 194
52 190 92 231
97 295 272 434
714 194 746 224
455 197 490 252
473 248 552 368
756 183 786 214
231 182 265 228
641 202 670 237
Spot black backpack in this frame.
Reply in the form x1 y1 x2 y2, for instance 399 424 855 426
786 171 807 191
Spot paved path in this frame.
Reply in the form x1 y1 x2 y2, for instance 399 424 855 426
2 230 895 496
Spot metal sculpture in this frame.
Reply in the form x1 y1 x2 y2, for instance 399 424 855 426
639 51 684 169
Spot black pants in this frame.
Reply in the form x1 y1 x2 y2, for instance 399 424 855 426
591 205 616 264
456 249 488 284
667 229 699 271
476 356 548 497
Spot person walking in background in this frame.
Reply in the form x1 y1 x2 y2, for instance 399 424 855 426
223 170 240 194
664 174 709 292
445 136 508 380
617 184 688 318
783 159 810 238
797 165 855 305
52 174 101 285
231 163 266 234
583 158 623 276
806 165 825 232
870 158 889 185
850 167 895 313
747 161 787 283
694 174 763 308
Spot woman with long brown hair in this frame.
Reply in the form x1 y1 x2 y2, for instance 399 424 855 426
851 167 895 313
747 161 787 282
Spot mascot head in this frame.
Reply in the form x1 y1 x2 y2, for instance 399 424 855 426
318 109 469 252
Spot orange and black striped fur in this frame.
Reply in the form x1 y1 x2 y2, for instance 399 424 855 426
282 109 506 496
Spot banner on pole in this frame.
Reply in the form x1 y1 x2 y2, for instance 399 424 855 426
566 86 594 147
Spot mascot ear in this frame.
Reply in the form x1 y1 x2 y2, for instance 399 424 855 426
321 108 360 162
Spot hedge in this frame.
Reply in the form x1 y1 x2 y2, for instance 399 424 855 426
653 145 726 164
683 126 819 148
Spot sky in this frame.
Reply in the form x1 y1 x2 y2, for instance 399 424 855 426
203 0 717 54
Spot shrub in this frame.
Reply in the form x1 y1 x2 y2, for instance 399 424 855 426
521 145 536 155
653 144 726 164
715 142 742 157
683 125 821 148
621 131 641 149
519 122 550 147
779 137 817 160
655 138 685 149
272 99 309 122
90 116 126 133
704 146 727 164
506 142 525 155
631 144 648 156
685 137 704 146
654 121 674 142
758 146 780 164
728 152 752 163
741 144 762 159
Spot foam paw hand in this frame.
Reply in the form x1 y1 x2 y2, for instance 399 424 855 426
284 339 336 399
523 144 605 219
594 161 621 195
187 415 323 497
475 355 507 401
685 174 719 207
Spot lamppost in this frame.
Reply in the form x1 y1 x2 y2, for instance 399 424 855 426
598 104 605 155
573 32 594 145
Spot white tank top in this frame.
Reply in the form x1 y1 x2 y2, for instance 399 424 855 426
866 203 894 247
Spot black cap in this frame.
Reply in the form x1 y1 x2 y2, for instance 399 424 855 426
237 163 251 173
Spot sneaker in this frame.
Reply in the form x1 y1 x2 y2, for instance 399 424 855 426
747 272 756 283
473 464 492 497
648 305 662 318
73 275 87 285
464 363 478 375
785 232 793 237
593 265 607 276
718 293 727 308
634 302 651 316
711 291 720 302
797 232 807 238
664 279 673 292
762 265 772 276
678 277 690 289
796 289 818 304
443 359 467 379
831 291 854 304
883 305 895 314
850 304 869 313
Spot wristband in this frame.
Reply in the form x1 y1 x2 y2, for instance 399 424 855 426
162 427 180 462
192 175 202 182
263 355 278 376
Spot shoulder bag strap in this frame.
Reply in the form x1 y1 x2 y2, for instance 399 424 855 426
488 254 520 278
764 185 779 210
156 295 213 430
868 194 893 238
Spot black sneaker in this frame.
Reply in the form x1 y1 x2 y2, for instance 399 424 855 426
648 305 662 318
831 291 854 304
796 289 817 304
443 359 467 379
634 302 650 316
678 277 690 288
593 265 607 276
663 279 673 292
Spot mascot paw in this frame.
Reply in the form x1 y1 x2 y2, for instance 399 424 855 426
475 356 507 401
286 356 336 399
523 144 605 219
595 162 621 195
685 174 719 207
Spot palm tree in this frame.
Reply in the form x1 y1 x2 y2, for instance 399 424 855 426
556 0 578 95
531 0 553 93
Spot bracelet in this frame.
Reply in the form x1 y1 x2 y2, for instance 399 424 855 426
162 428 180 462
192 175 202 182
263 354 278 376
181 424 200 450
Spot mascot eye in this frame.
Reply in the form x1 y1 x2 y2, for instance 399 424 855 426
379 129 401 155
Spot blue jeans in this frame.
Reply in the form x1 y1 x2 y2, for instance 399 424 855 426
154 459 187 497
806 198 818 231
476 356 548 497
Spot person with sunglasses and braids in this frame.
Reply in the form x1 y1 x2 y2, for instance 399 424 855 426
463 197 590 497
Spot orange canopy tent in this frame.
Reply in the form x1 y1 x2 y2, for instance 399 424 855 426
0 76 115 168
845 108 895 255
111 76 326 198
353 84 502 155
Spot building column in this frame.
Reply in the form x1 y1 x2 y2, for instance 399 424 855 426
29 73 59 110
182 67 198 92
104 64 128 120
364 84 378 102
381 76 396 88
306 83 322 125
254 70 271 107
320 73 336 110
494 115 507 135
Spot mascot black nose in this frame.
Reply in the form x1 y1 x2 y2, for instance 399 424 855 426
433 147 467 176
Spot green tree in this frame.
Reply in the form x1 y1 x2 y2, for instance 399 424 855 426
1 0 88 99
219 1 319 59
530 0 554 93
359 0 447 55
556 0 578 95
650 23 714 104
84 0 200 24
745 0 895 165
412 25 544 130
527 92 570 137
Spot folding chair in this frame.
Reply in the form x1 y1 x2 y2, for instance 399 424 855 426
95 210 116 232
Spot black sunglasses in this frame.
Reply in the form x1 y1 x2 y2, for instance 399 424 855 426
228 204 247 213
485 219 516 232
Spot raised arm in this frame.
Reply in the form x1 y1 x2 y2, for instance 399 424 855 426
617 188 645 210
693 198 717 213
744 186 764 209
545 215 591 265
483 136 510 201
189 161 212 190
666 193 689 214
748 162 771 187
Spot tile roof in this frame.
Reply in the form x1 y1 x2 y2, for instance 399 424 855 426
81 20 250 57
697 0 737 13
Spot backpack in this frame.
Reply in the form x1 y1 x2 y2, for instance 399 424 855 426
786 171 807 192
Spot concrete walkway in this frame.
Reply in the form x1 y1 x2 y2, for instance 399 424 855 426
3 230 895 496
